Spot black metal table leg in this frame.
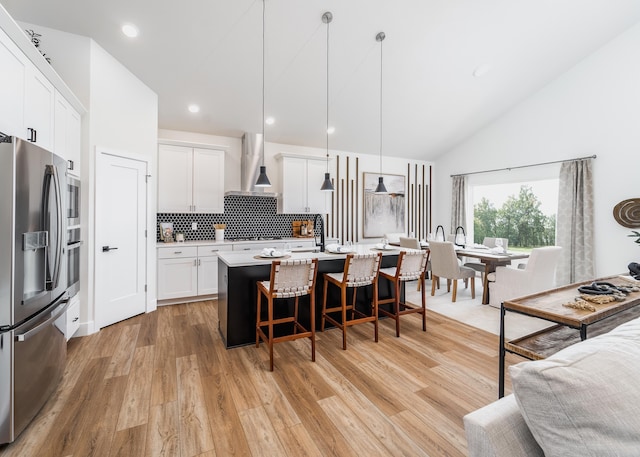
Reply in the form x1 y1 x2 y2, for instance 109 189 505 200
499 302 506 398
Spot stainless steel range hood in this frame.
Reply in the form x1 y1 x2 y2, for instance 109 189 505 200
225 133 277 197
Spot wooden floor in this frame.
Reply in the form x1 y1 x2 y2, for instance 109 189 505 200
0 299 521 457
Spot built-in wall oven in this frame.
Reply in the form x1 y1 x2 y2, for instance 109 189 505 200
67 175 80 227
66 176 81 297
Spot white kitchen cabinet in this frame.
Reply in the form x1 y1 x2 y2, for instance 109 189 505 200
157 144 224 213
24 63 55 151
157 246 198 300
0 28 26 137
197 245 232 295
277 154 330 214
157 243 232 302
62 295 81 341
54 91 82 175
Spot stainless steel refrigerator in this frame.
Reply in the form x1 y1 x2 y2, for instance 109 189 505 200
0 135 69 444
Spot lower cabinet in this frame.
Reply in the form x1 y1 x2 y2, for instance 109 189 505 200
61 294 80 341
157 244 232 301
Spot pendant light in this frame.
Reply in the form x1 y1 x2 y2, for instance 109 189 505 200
320 11 334 192
255 0 271 187
374 31 387 194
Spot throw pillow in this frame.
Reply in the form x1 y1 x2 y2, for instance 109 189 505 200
509 317 640 457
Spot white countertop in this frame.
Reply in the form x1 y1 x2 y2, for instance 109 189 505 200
217 243 404 267
157 240 233 247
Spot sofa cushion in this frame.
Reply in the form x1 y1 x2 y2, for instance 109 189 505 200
509 316 640 457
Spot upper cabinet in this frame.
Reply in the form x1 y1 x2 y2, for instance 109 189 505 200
0 28 26 136
0 22 84 174
24 65 55 151
54 92 81 175
277 154 330 214
158 143 225 213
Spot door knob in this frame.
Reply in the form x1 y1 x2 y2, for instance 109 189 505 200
102 246 119 252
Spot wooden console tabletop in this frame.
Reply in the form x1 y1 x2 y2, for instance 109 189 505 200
498 274 640 397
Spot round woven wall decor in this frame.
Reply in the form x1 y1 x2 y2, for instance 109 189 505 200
613 198 640 228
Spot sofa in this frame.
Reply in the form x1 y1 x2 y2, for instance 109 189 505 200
464 316 640 457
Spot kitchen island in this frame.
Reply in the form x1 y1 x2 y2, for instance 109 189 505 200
217 245 404 348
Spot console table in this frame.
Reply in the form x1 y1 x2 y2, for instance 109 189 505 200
498 275 640 397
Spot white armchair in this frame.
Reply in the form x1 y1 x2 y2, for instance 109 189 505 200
488 246 562 308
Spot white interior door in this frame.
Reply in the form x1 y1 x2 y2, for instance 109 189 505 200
95 151 147 328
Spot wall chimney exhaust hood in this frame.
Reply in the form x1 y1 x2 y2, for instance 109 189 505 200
225 132 277 197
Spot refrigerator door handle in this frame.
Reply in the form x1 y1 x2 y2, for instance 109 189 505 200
50 165 63 289
15 297 69 342
43 165 63 290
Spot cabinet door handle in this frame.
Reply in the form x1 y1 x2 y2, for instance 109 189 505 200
102 246 118 252
211 249 219 252
28 127 36 142
174 251 182 254
198 259 201 266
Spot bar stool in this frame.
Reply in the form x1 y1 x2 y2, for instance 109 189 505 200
378 249 430 337
256 258 318 371
321 253 382 350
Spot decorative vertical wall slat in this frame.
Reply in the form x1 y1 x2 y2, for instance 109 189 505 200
355 158 359 242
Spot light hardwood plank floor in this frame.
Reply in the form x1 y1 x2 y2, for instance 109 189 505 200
0 300 522 457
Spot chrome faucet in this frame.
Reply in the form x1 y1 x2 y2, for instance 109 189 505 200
313 213 325 252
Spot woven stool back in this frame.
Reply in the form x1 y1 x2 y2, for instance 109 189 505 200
269 258 317 298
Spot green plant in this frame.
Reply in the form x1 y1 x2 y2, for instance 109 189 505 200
629 231 640 246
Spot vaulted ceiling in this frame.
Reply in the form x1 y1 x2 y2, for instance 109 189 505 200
4 0 640 160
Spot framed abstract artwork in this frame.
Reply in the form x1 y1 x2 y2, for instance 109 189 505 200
363 172 405 238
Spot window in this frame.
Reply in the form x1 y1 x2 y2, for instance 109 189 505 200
467 165 559 250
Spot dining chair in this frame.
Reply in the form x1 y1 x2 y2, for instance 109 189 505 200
256 258 318 371
487 246 562 308
321 252 382 350
378 249 430 336
429 241 475 302
464 237 509 280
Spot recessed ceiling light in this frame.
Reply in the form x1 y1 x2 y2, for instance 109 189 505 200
327 126 335 134
122 23 139 38
473 63 491 78
188 104 200 113
265 117 275 125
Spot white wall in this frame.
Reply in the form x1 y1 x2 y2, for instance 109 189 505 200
87 41 158 333
18 21 91 107
433 21 640 278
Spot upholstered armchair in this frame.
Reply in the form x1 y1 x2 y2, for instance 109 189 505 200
488 246 562 308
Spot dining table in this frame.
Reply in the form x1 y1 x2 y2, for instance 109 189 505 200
454 247 529 304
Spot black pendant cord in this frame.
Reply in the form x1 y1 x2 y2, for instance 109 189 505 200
262 0 265 167
379 37 382 176
326 15 330 173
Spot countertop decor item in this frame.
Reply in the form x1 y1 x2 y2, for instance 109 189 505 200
292 220 314 237
160 222 174 242
214 223 226 241
613 197 640 228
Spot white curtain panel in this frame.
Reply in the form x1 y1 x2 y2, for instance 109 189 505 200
450 175 467 233
556 159 595 285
